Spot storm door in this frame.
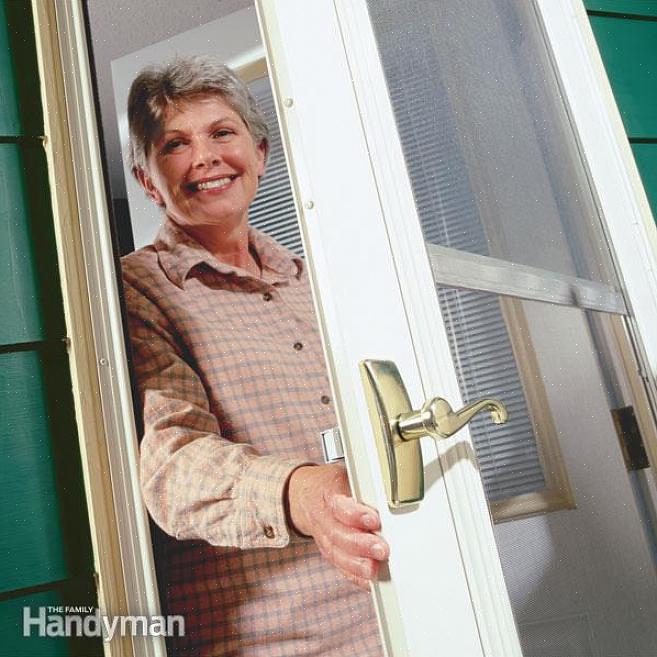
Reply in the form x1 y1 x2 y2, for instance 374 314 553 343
259 1 657 655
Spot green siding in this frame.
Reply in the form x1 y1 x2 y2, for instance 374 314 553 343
0 0 19 134
589 16 657 137
0 142 65 345
0 146 49 344
1 351 68 592
0 0 42 137
584 1 657 17
588 8 657 226
0 1 42 137
0 2 99 655
632 143 657 218
1 591 73 657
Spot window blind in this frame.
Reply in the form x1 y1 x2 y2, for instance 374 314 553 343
248 76 303 256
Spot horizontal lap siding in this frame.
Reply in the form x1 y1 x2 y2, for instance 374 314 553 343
586 3 657 222
0 2 99 655
584 1 657 18
0 143 64 343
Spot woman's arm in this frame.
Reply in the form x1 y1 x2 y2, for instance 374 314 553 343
124 279 309 549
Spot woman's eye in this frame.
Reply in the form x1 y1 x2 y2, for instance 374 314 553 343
163 139 184 153
213 129 232 139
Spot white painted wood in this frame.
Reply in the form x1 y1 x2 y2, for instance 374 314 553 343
32 3 135 656
331 2 522 655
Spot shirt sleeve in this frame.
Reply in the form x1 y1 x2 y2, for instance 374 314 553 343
123 279 312 550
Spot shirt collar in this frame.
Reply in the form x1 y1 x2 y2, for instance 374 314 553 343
154 217 304 288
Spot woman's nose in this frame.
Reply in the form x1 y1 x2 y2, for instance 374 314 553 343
191 137 220 168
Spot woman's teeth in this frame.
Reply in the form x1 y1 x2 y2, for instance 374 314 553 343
196 177 232 191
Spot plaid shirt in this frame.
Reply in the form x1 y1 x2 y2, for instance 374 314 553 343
122 218 383 656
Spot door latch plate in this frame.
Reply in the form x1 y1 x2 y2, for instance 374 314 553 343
360 359 424 508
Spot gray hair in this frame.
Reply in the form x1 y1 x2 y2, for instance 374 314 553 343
127 55 269 173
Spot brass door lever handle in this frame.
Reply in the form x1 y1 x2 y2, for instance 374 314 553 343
397 397 508 441
360 359 508 508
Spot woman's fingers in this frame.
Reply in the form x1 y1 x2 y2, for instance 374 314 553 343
315 531 380 580
318 510 389 561
318 524 386 564
331 493 381 531
308 493 389 587
330 494 389 558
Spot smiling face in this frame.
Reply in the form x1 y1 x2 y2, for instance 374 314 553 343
137 94 266 235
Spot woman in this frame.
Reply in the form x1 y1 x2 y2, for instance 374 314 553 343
122 56 388 656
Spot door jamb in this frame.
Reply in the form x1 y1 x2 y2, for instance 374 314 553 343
31 2 165 656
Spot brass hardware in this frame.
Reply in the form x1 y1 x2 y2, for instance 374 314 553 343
360 359 508 508
360 360 424 508
398 397 508 441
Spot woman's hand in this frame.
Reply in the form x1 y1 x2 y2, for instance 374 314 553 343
286 463 389 590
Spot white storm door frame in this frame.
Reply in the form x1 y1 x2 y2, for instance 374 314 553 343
258 1 521 656
258 1 657 657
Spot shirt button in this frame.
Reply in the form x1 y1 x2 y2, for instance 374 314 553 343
293 341 304 351
263 292 273 301
264 525 276 539
320 395 331 405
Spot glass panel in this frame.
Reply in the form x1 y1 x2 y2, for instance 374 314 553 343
438 288 657 652
493 301 657 656
368 0 620 289
367 1 657 654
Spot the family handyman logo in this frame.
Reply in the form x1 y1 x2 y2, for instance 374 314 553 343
23 606 185 642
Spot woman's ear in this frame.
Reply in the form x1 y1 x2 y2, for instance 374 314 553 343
134 165 165 207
